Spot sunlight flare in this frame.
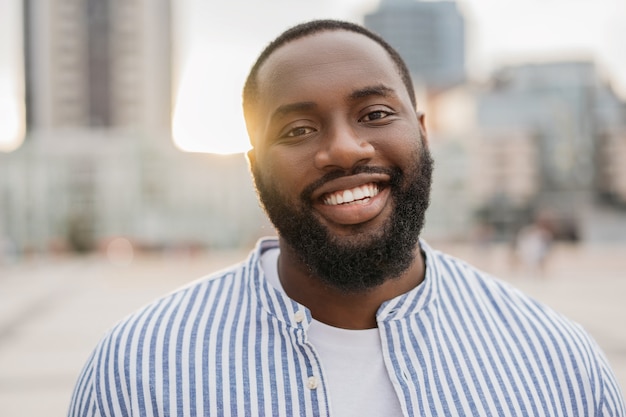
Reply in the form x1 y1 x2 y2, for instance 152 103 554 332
172 47 251 155
0 89 24 153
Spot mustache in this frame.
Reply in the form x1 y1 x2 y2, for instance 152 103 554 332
300 165 400 203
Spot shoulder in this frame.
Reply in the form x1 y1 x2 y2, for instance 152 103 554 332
83 258 254 380
108 259 251 343
67 237 283 415
68 259 257 415
426 246 553 317
424 244 596 358
427 245 626 404
88 238 277 369
430 247 581 337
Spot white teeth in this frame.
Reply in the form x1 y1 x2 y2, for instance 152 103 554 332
343 189 354 203
323 183 380 206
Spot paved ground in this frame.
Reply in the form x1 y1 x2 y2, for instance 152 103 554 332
0 242 625 415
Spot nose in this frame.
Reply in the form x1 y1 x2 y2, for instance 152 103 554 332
313 123 375 171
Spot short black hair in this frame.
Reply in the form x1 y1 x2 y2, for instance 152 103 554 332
242 19 416 137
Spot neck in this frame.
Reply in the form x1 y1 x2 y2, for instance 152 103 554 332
277 237 426 330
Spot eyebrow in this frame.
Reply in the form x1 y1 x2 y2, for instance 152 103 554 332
270 101 317 122
349 85 395 101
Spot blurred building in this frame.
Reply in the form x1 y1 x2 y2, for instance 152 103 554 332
421 60 626 242
364 0 466 90
23 0 171 133
597 129 626 207
468 128 540 239
406 85 482 242
474 61 626 240
0 0 267 258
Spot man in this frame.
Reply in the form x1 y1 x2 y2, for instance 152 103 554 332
69 20 625 416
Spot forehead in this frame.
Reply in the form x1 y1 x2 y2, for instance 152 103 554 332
256 30 406 105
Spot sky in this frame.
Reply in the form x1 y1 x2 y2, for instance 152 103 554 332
1 0 625 153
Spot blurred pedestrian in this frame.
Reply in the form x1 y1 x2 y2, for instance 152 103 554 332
516 219 553 278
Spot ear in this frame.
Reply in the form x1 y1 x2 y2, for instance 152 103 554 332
246 148 256 170
416 111 429 146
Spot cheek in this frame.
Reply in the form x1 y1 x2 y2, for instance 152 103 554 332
256 149 315 196
371 128 423 163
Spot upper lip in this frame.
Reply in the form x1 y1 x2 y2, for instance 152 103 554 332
310 172 391 202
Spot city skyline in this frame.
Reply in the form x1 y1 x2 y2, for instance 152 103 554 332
1 0 626 153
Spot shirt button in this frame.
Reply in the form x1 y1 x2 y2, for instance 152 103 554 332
294 310 305 323
306 376 319 390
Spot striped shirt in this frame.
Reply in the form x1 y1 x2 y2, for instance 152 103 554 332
68 238 625 416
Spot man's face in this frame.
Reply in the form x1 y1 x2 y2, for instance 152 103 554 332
247 30 433 292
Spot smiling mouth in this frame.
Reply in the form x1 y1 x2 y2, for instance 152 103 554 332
322 183 382 206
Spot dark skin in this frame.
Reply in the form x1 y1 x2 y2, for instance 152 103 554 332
248 31 428 329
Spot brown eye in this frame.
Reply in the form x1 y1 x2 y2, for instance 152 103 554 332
285 126 315 137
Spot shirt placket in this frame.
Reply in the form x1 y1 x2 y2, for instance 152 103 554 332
291 308 332 417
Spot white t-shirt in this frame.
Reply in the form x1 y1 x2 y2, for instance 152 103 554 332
261 248 404 417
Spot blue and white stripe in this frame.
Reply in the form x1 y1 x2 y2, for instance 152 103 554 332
68 238 625 416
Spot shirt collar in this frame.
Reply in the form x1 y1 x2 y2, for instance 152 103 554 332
247 237 440 328
249 237 313 329
376 239 440 322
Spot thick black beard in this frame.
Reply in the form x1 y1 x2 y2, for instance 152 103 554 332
252 143 433 294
